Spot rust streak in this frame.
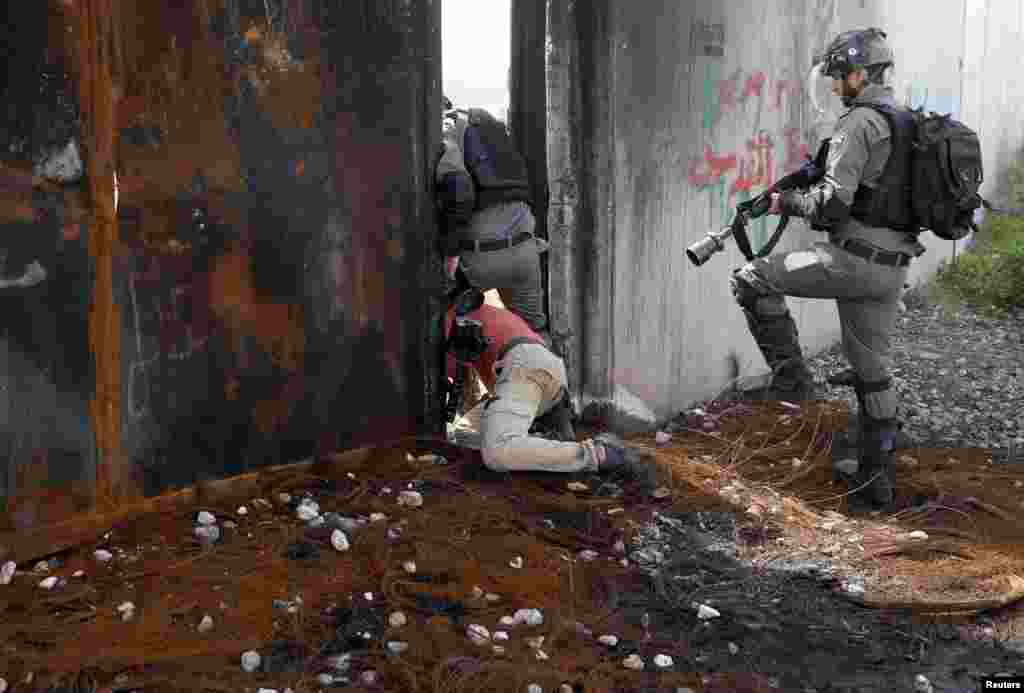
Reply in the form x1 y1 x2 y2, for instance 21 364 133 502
78 0 127 510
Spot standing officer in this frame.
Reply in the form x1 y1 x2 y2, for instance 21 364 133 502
730 29 943 507
435 96 549 338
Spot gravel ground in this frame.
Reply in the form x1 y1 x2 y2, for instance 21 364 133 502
805 289 1024 458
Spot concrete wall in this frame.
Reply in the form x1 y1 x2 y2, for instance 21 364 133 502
548 0 1024 427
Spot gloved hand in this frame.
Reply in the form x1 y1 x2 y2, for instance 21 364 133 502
593 433 659 492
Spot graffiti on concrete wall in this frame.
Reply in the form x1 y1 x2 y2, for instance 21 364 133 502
689 62 810 249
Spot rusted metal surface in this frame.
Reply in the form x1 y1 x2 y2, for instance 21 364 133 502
1 0 443 534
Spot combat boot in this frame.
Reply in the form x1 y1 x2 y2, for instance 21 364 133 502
852 418 899 508
593 433 659 492
737 358 821 402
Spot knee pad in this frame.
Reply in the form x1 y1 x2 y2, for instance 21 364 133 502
731 266 785 315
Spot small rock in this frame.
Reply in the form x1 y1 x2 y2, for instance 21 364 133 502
370 512 388 523
492 645 506 655
381 486 393 495
402 560 417 574
728 642 739 655
197 614 214 632
467 624 491 645
397 490 423 508
386 641 409 654
607 507 625 515
388 611 407 628
780 402 801 413
509 556 524 569
527 685 543 693
240 650 261 672
598 634 619 647
277 493 292 505
514 608 544 626
567 481 590 492
579 549 598 561
652 487 672 499
843 580 865 597
695 603 721 620
471 585 485 599
499 615 517 627
94 549 114 563
622 654 644 670
330 529 350 552
363 592 374 601
296 504 320 522
72 569 85 578
653 653 674 669
0 677 7 693
324 653 350 671
38 576 59 590
223 520 239 529
525 635 545 649
194 525 221 544
834 458 859 476
236 506 248 516
619 558 629 567
196 511 217 526
316 673 335 686
360 671 379 686
655 430 672 445
485 592 501 603
906 530 929 540
535 649 549 661
913 674 933 693
1 561 16 585
493 630 509 641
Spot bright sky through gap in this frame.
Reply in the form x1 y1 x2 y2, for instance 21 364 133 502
442 0 511 119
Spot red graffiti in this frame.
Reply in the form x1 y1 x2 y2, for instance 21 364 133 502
717 70 741 112
687 146 738 188
742 70 767 100
731 131 775 195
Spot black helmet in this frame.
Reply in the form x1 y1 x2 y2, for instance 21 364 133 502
816 28 893 79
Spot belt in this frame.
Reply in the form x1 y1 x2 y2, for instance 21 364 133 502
458 231 533 253
839 238 912 267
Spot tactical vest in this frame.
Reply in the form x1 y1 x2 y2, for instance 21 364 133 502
849 102 916 231
462 108 533 211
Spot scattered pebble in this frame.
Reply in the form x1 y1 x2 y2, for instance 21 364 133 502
728 642 740 655
467 624 491 645
655 430 672 444
471 585 485 599
38 576 59 590
324 653 350 671
906 530 929 540
527 685 543 693
485 592 501 602
493 630 509 641
197 614 214 633
652 487 672 499
619 558 629 567
402 560 417 573
567 481 590 492
780 401 801 413
363 592 374 601
622 654 644 670
196 511 217 526
914 674 934 693
72 570 85 578
843 580 866 597
579 549 598 561
695 603 721 620
35 560 50 573
598 634 619 647
613 540 626 554
386 641 409 654
514 608 544 626
388 611 407 628
653 653 674 669
0 678 7 693
397 490 423 507
370 512 388 523
296 505 320 522
607 507 624 515
237 505 248 516
509 556 524 569
360 671 379 686
194 525 221 544
1 561 16 585
117 601 136 621
499 615 517 627
241 650 262 672
492 645 506 655
535 649 549 661
94 549 113 563
331 529 350 552
381 486 393 495
316 673 335 686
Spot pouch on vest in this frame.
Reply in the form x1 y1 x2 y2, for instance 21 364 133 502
463 108 533 211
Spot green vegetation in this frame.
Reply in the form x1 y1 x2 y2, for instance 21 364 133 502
927 156 1024 317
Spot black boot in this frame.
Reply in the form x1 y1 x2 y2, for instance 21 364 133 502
530 388 577 442
739 311 819 401
854 417 898 508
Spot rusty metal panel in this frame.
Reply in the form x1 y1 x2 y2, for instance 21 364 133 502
0 0 444 535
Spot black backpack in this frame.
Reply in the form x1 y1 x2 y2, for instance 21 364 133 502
908 109 985 240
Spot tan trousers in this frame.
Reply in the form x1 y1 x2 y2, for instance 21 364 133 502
449 343 599 473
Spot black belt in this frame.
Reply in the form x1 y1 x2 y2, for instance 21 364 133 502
839 238 912 267
458 231 533 253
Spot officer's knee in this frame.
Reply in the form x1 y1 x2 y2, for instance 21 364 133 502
731 267 786 316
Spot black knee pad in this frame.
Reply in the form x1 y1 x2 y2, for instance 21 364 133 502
730 268 761 312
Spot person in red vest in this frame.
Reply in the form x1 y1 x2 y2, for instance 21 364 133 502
445 288 656 483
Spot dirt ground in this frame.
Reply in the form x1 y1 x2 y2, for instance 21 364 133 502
1 400 1023 693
